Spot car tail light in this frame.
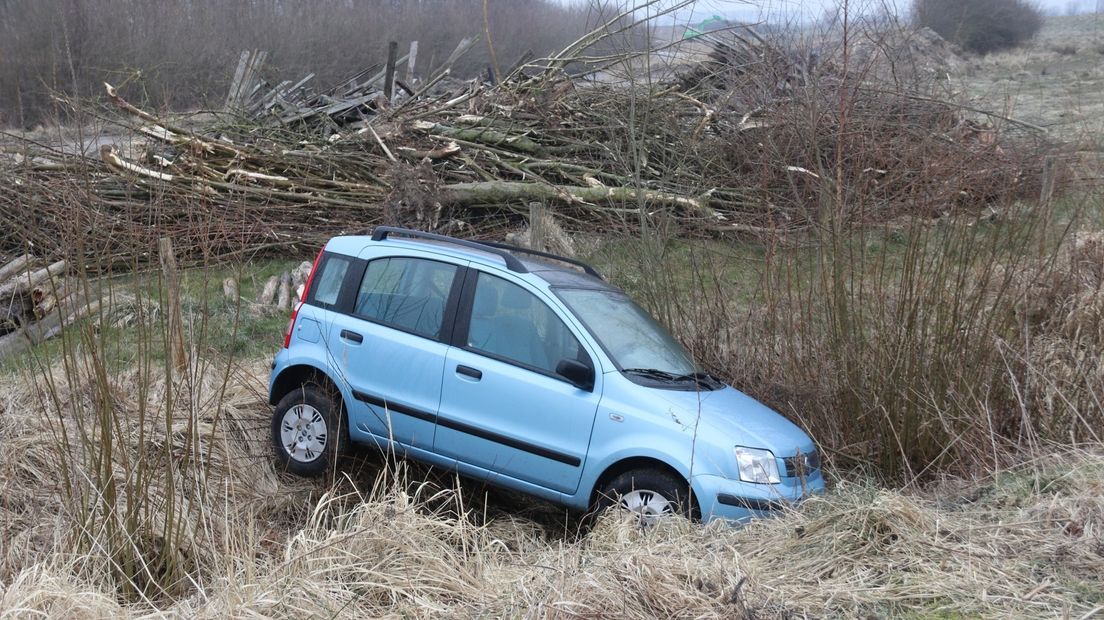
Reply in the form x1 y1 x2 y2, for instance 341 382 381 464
283 301 301 348
300 248 325 301
284 248 324 348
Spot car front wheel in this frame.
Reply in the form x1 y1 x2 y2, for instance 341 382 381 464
271 385 347 477
595 468 695 526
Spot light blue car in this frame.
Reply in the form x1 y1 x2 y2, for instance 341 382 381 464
269 227 824 523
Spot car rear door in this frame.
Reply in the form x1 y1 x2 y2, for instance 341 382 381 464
433 269 602 494
325 249 465 452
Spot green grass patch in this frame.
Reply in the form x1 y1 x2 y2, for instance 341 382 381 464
0 259 304 375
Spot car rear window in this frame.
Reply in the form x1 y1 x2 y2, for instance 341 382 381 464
309 254 352 307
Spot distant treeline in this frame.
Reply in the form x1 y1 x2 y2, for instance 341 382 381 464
0 0 597 127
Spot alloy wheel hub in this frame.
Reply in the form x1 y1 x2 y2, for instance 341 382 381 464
280 404 327 463
618 489 673 526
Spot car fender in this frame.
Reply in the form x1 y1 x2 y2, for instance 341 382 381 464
269 349 356 411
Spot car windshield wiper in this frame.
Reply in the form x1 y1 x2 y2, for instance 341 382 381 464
622 368 687 382
622 368 725 391
673 371 725 390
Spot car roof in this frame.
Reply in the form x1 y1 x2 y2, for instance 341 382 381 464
520 258 613 289
324 234 615 291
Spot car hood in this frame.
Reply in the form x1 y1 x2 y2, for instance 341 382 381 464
648 386 815 456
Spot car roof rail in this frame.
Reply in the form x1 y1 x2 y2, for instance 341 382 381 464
477 240 603 280
371 226 528 273
370 226 604 280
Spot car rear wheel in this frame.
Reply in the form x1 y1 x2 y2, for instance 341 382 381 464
595 468 695 527
271 385 347 477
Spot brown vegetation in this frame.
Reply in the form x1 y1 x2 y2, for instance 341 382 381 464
0 19 1046 269
1 353 1101 616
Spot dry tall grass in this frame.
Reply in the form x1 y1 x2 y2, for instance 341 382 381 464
614 193 1104 483
0 351 1101 617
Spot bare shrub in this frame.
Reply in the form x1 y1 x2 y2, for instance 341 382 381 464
592 18 1090 481
913 0 1044 54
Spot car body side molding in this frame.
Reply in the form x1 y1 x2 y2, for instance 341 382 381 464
352 388 582 466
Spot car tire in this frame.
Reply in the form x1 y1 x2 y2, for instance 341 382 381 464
595 468 696 526
271 384 348 477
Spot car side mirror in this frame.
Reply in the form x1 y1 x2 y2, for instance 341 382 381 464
556 359 594 391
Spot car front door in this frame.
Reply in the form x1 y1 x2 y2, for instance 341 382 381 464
434 270 601 494
327 251 464 452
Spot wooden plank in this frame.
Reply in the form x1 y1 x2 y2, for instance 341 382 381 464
227 50 268 111
277 55 407 125
225 50 251 110
285 73 316 98
406 40 419 83
332 65 379 98
254 80 292 114
240 51 264 106
384 41 399 100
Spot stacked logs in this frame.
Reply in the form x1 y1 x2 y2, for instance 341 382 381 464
0 255 98 361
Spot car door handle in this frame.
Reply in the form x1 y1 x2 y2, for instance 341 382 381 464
456 365 482 380
340 329 363 344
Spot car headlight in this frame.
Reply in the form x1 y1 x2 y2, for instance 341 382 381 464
735 447 781 484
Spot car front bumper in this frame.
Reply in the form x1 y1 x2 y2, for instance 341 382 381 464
693 471 826 523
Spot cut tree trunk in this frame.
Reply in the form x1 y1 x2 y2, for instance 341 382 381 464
436 181 715 218
0 293 100 361
0 255 35 283
0 260 67 301
258 276 279 305
276 272 292 311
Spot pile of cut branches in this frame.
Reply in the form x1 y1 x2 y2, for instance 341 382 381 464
0 17 1047 268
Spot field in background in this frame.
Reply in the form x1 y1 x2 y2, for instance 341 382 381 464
965 14 1104 145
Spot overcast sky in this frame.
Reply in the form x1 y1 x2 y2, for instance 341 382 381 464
633 0 1103 24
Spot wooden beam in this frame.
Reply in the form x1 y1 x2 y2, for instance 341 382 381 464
225 50 251 110
384 41 399 101
406 40 419 83
528 202 548 252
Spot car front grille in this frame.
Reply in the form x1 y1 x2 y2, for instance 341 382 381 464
783 451 821 478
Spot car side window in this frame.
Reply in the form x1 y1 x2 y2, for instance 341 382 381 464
309 254 351 308
354 257 457 339
466 273 586 374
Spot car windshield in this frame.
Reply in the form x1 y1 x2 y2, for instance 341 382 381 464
556 288 697 377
